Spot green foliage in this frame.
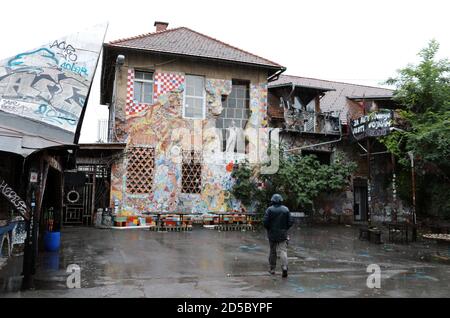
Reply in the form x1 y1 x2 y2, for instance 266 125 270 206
381 40 450 218
231 152 356 214
383 40 450 169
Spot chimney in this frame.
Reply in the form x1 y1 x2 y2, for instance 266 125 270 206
154 21 169 32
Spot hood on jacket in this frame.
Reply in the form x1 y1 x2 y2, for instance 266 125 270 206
271 194 283 205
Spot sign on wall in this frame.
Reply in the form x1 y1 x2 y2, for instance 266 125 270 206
0 24 107 133
351 110 393 140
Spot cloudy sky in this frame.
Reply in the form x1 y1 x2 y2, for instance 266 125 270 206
0 0 448 142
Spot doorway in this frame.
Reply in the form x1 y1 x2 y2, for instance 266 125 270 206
63 164 110 226
354 179 368 222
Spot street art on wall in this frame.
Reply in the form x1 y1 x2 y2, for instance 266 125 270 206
351 110 393 140
111 68 269 215
125 70 185 116
0 24 107 133
205 79 232 116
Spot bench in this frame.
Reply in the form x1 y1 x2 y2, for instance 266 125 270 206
388 223 409 244
291 212 311 225
359 227 382 244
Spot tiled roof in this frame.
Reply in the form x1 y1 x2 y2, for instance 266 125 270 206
269 75 393 124
108 27 283 69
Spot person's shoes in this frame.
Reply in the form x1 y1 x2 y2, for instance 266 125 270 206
282 268 288 278
269 269 275 275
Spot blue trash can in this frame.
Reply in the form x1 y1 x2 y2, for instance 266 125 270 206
44 231 60 252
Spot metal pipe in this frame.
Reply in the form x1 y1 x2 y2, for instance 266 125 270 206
408 151 417 241
359 151 390 157
108 55 125 143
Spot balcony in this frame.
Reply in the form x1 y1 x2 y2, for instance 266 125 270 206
283 109 340 135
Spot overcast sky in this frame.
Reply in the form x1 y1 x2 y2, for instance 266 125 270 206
0 0 448 143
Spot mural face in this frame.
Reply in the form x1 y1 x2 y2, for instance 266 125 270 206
110 69 269 215
0 24 107 133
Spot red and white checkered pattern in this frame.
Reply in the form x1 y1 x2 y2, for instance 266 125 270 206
125 70 185 116
154 72 184 99
125 69 148 116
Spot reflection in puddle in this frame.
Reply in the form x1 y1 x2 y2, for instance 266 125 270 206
42 252 60 271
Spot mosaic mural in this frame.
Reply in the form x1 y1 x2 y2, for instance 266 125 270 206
110 69 269 215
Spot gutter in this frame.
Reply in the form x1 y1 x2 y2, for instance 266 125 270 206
267 67 287 83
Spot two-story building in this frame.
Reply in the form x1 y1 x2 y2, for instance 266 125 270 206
100 22 285 215
267 74 410 224
99 21 411 225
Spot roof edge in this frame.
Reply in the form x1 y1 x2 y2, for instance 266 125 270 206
280 74 394 91
268 82 336 92
103 44 284 70
107 26 284 69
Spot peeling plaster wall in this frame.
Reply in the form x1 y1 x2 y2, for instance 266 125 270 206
110 54 269 214
280 133 411 224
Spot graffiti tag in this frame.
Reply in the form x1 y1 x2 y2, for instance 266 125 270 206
0 179 29 220
60 62 88 77
50 40 78 62
34 104 77 126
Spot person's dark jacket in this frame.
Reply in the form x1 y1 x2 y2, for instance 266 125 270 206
263 194 294 242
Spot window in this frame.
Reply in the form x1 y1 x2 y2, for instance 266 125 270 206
217 80 250 152
126 146 155 194
181 150 202 194
301 150 331 165
134 71 154 104
183 75 205 119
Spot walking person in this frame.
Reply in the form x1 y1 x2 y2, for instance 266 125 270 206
263 194 294 278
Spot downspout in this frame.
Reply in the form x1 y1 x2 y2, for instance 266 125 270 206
108 54 125 142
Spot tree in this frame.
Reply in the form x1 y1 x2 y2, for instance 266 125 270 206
381 40 450 219
230 151 356 215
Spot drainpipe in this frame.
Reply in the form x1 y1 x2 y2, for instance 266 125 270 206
108 54 125 143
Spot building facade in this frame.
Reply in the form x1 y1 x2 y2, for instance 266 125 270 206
101 22 285 215
267 75 412 224
100 22 412 224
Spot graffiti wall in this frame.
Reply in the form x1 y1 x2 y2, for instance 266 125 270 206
0 24 106 133
110 68 268 214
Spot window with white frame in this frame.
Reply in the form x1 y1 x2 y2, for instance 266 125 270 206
183 75 205 119
134 71 154 104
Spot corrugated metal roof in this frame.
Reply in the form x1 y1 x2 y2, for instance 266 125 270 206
269 75 393 124
108 27 283 69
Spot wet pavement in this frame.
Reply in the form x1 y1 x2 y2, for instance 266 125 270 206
0 225 449 297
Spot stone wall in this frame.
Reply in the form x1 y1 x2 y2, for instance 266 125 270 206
280 133 412 224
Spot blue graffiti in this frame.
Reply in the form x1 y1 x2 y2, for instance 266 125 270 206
8 48 58 68
60 62 88 77
34 104 77 126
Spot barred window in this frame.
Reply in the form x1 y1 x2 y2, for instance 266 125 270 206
126 147 155 194
181 150 202 194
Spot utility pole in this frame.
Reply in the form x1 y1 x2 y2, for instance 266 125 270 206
391 153 398 223
408 151 417 241
22 167 39 290
367 138 371 225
